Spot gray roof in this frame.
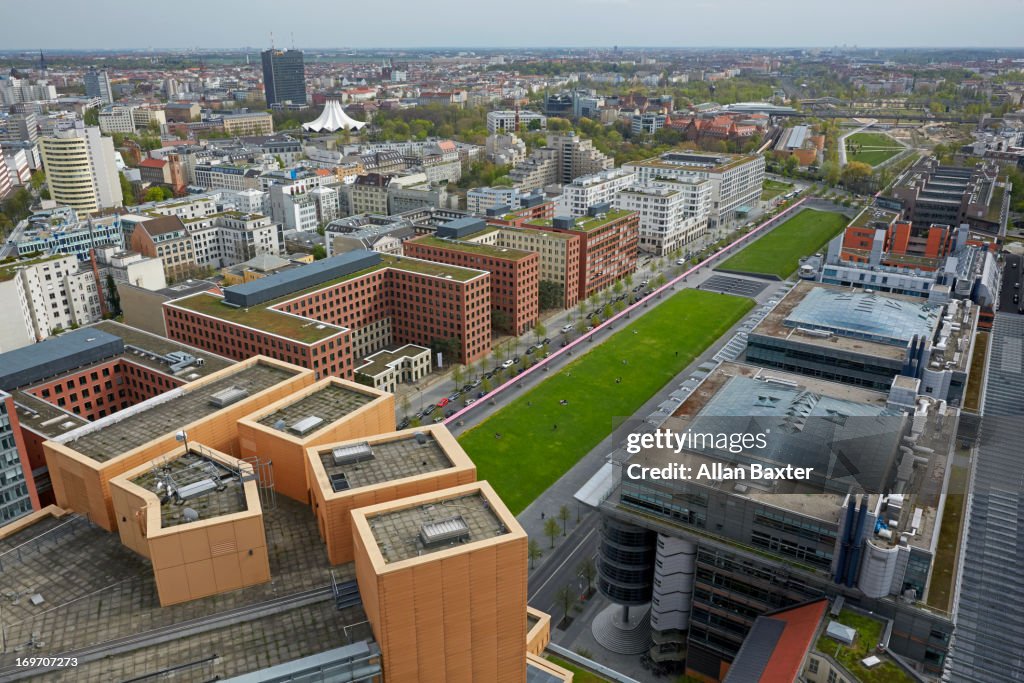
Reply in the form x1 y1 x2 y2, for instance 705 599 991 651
0 329 123 390
689 376 904 494
223 250 380 308
723 615 786 683
947 313 1024 682
785 287 941 346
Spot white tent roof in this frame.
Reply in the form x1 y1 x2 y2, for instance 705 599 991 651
303 100 367 132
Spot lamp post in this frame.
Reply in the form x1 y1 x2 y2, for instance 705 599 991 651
175 430 189 455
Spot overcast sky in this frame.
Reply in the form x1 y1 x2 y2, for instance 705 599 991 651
2 0 1022 51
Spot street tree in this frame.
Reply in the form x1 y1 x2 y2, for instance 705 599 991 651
544 517 560 549
555 585 577 628
578 557 597 598
533 321 546 345
558 505 571 536
528 539 543 570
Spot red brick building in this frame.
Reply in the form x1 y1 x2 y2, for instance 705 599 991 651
521 209 639 299
164 251 491 375
403 236 539 335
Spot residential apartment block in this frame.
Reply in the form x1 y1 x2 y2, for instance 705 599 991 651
617 182 710 255
559 168 637 217
625 151 764 229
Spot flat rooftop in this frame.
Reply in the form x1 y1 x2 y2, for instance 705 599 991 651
257 382 375 431
850 205 901 230
527 208 634 232
168 254 484 344
629 151 758 173
317 432 454 492
90 320 233 379
412 235 535 261
647 361 949 547
60 362 298 462
130 450 248 528
355 344 429 378
367 491 507 563
0 500 370 681
750 281 935 361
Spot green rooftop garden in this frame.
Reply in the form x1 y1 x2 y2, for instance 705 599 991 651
0 254 66 282
168 254 483 343
414 235 534 261
815 609 913 683
526 209 635 232
169 292 345 343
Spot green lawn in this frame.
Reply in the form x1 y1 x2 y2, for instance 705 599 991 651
846 132 903 166
717 209 849 279
761 178 794 201
459 290 753 513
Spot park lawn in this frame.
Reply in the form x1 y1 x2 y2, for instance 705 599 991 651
717 209 849 279
846 132 902 166
458 289 753 514
761 178 794 201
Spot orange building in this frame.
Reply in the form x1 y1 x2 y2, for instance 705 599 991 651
236 377 395 503
109 445 271 606
352 481 528 682
307 426 476 565
43 356 313 531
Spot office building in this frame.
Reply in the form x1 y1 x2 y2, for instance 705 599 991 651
9 209 123 258
588 360 957 680
323 213 415 258
84 67 113 104
353 480 528 682
405 218 540 335
617 182 709 255
353 344 431 392
625 151 764 229
467 186 523 215
0 356 569 680
888 157 1009 234
347 173 392 216
560 168 637 218
261 49 306 107
0 391 33 526
219 111 274 136
521 207 639 299
745 281 975 403
486 109 547 134
1 112 38 143
163 250 492 375
39 122 123 214
631 112 667 136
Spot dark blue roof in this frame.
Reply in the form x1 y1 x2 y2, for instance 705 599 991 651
223 250 381 308
0 328 123 390
436 217 487 239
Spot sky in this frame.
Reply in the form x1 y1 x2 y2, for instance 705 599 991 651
1 0 1022 51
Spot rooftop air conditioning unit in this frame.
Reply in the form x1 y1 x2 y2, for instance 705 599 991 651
209 386 249 408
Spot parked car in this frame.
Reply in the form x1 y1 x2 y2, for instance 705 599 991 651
448 392 460 401
476 390 486 398
526 346 536 355
561 324 574 333
470 378 482 388
432 416 444 423
398 418 410 430
675 259 686 266
542 337 551 345
436 397 450 408
464 398 478 406
512 356 521 364
461 384 473 393
444 409 456 418
501 359 514 369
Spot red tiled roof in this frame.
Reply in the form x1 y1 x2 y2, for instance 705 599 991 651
139 158 167 169
758 600 829 682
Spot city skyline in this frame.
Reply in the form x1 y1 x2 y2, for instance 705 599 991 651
2 0 1023 50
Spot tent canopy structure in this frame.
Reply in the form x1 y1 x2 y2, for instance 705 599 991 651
303 100 367 132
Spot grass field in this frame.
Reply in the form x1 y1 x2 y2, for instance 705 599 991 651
761 178 794 201
717 209 849 279
458 290 753 513
846 132 903 166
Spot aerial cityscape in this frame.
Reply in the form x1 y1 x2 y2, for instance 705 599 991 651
0 4 1023 682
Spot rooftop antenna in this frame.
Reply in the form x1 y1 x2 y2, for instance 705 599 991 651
290 32 295 50
270 31 274 50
